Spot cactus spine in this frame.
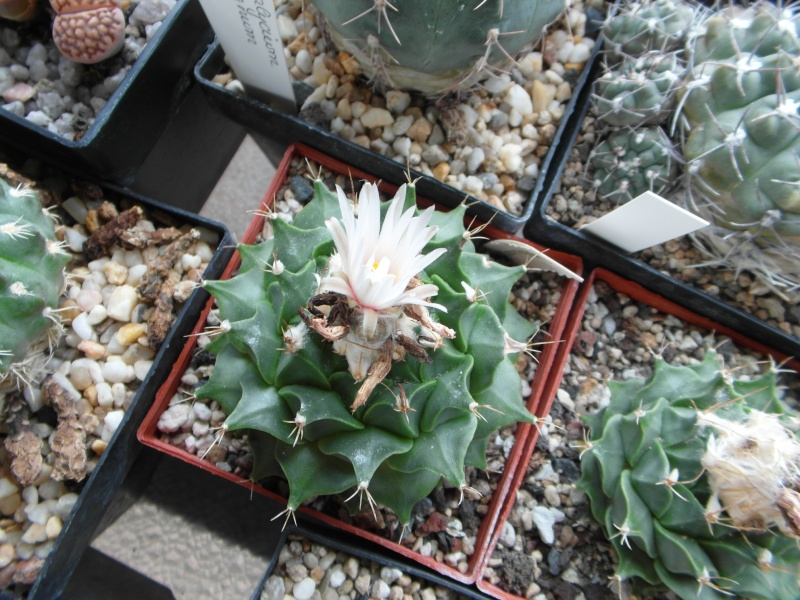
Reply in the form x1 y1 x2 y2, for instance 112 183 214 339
0 179 69 391
579 352 800 600
307 0 565 94
197 179 537 524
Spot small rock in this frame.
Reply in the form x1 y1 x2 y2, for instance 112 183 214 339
292 577 316 600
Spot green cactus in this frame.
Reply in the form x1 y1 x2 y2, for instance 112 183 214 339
196 179 538 525
579 351 800 600
0 179 69 390
601 0 695 62
307 0 565 94
679 3 800 243
593 52 685 127
589 126 680 204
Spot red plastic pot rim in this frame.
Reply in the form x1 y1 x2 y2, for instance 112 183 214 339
476 266 800 600
138 143 583 586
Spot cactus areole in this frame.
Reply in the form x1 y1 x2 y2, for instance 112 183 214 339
579 352 800 600
198 180 537 525
308 0 566 94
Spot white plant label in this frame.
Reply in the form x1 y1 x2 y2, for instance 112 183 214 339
580 191 709 253
198 0 296 114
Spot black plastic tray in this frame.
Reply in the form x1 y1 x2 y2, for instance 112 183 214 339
521 60 800 362
252 524 487 600
0 0 214 186
194 30 603 233
0 165 236 599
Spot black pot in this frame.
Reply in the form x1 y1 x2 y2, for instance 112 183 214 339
0 0 214 186
194 30 603 233
0 161 235 599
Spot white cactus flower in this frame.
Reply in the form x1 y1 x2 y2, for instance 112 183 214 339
320 182 446 338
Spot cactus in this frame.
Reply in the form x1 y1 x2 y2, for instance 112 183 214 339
589 126 680 204
593 52 685 127
0 179 69 391
601 0 695 62
307 0 565 95
196 179 538 525
579 351 800 600
677 2 800 285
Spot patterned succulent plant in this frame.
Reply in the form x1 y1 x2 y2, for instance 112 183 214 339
0 178 69 391
589 126 680 204
677 1 800 285
601 0 695 62
579 352 800 600
307 0 565 94
196 178 539 525
0 0 125 64
593 51 685 127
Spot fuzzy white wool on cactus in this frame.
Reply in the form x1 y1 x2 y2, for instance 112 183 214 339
320 182 446 338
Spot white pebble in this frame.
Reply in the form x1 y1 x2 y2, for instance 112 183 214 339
126 264 148 286
328 565 346 589
193 403 212 421
86 304 108 326
76 289 103 313
532 506 556 544
158 403 191 433
181 253 201 271
360 107 394 128
95 382 114 407
101 410 125 442
106 285 139 321
102 359 135 384
55 493 79 519
505 83 533 115
0 479 17 500
133 359 153 381
292 577 316 600
71 312 93 341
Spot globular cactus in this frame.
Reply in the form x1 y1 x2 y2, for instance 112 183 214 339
307 0 565 95
593 52 685 127
579 351 800 600
0 179 69 391
197 179 538 525
677 2 800 284
601 0 695 62
589 126 680 204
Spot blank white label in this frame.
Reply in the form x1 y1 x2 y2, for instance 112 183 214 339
580 191 709 253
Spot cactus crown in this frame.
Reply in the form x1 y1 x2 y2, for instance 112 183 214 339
0 178 69 390
579 352 800 600
308 0 565 95
197 179 537 524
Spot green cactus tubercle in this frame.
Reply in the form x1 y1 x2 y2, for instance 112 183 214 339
0 179 69 388
579 352 800 600
197 179 537 524
308 0 566 94
589 126 679 204
601 0 695 61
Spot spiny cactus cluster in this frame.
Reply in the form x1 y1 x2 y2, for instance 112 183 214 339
0 0 126 64
0 178 69 392
588 0 693 204
579 352 800 600
677 2 800 285
307 0 566 95
197 178 539 525
601 0 694 60
588 126 680 205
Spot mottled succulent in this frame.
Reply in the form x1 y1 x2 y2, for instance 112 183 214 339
589 126 680 204
50 0 127 64
677 1 800 285
0 178 69 391
196 178 539 525
593 51 685 127
308 0 565 95
601 0 695 62
579 352 800 600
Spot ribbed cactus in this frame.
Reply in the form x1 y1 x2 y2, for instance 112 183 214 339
679 2 800 242
593 52 685 127
601 0 695 61
197 179 537 525
0 179 69 390
579 352 800 600
589 126 680 204
308 0 565 94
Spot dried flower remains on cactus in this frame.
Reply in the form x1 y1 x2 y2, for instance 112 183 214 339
197 177 542 526
579 352 800 600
